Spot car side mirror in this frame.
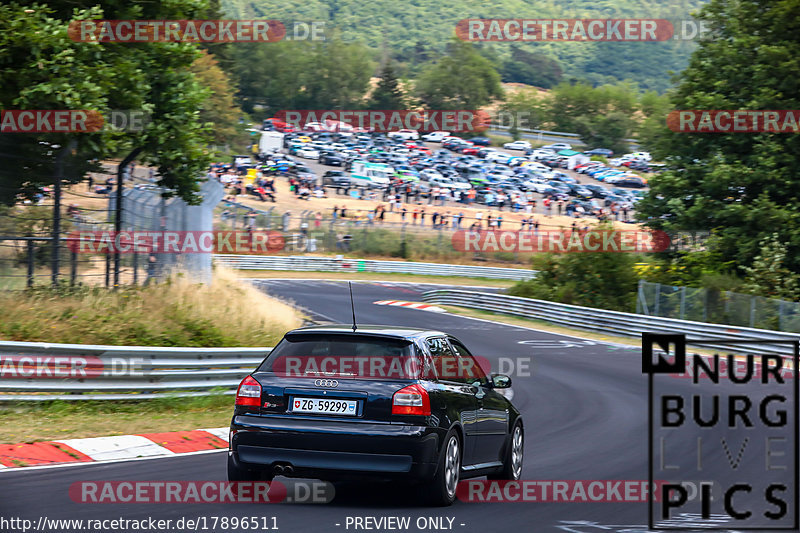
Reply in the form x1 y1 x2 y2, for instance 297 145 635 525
491 374 512 389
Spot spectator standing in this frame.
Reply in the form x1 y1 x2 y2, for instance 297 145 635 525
497 192 506 210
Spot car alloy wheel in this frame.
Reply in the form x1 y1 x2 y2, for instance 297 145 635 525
511 425 523 480
444 435 460 499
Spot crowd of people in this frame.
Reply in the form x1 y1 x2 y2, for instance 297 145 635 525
206 158 635 234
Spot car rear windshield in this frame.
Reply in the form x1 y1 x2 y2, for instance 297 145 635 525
257 335 418 379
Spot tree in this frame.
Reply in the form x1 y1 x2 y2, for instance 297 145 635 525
0 1 214 205
500 47 562 89
741 234 799 300
547 81 637 133
233 39 374 117
507 247 640 312
415 39 504 110
573 111 633 155
498 88 547 136
234 41 311 116
297 39 374 110
190 50 243 147
636 0 800 272
0 4 112 205
636 90 672 150
367 62 406 110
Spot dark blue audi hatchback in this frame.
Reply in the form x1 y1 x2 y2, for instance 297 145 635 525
228 325 523 505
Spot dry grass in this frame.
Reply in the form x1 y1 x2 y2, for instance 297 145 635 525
0 267 302 346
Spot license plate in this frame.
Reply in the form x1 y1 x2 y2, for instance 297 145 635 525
291 397 358 416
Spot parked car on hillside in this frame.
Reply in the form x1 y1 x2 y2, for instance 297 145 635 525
541 142 572 151
503 140 532 151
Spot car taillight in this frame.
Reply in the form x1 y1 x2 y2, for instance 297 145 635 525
392 384 431 416
235 375 261 407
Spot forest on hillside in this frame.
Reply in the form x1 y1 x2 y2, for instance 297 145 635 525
222 0 705 91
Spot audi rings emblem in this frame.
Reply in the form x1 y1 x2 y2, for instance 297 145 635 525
314 379 339 388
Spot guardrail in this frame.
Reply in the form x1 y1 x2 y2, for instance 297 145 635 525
0 342 270 401
491 125 639 145
4 288 795 401
213 255 536 281
422 289 800 357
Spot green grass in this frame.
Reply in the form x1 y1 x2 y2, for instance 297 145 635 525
0 394 234 444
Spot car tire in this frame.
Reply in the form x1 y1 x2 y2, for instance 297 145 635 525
488 422 523 481
425 430 461 507
227 454 273 483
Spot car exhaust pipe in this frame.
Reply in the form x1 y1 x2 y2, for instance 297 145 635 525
273 465 285 474
283 465 294 475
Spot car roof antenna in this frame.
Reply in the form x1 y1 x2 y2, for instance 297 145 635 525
349 282 357 332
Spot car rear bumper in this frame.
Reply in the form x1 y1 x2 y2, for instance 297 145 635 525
230 415 443 480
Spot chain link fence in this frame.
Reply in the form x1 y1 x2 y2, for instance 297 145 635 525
115 179 224 283
0 177 125 289
0 160 224 289
636 280 800 332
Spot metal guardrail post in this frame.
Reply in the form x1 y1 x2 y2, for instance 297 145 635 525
680 286 686 319
653 283 661 317
70 250 77 286
26 239 35 288
105 253 111 287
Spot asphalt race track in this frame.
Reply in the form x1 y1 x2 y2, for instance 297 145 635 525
1 279 795 532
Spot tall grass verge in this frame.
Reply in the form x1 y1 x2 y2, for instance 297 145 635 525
0 268 302 346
